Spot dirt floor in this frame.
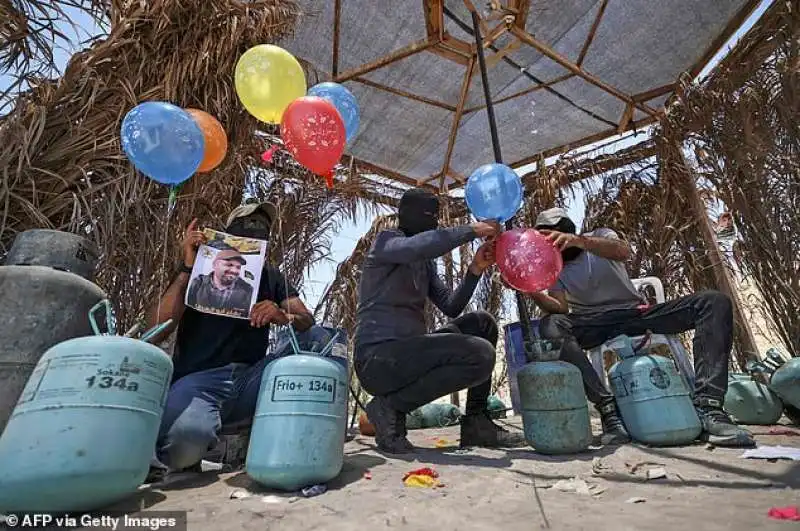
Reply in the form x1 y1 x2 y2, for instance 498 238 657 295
110 416 800 531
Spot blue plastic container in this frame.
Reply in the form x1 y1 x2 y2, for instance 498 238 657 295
246 328 348 491
503 320 541 414
0 301 173 512
607 335 701 446
517 340 591 454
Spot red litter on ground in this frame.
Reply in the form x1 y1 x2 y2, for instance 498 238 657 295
768 506 800 521
767 428 800 436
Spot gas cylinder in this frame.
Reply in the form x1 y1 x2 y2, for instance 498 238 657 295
724 373 783 425
608 335 701 446
765 348 787 369
517 340 591 454
0 301 173 512
246 329 348 491
767 354 800 411
0 230 106 432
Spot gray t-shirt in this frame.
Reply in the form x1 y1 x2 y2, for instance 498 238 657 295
550 228 645 314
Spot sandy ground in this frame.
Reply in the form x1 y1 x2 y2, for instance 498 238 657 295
107 416 800 531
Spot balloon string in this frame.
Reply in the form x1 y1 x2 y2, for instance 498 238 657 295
167 184 180 218
155 188 174 328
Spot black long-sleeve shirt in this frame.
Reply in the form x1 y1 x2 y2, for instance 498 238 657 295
354 226 481 348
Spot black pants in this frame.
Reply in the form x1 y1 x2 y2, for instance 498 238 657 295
354 311 498 415
539 291 733 405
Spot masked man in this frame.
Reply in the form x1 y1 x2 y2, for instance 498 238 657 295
354 188 526 454
145 202 332 475
529 207 754 447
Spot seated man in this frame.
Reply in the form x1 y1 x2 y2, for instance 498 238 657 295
354 188 525 454
529 207 754 447
145 202 331 473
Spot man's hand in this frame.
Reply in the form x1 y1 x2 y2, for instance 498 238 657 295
539 230 583 251
471 220 502 239
250 300 290 328
470 240 496 275
528 289 569 314
182 218 207 267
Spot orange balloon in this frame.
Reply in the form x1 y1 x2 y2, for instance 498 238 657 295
185 108 228 173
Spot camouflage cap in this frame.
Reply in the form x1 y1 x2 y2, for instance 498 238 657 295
225 201 277 231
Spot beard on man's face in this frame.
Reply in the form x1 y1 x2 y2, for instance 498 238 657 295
214 261 241 285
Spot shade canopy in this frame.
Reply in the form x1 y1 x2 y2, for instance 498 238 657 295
282 0 758 191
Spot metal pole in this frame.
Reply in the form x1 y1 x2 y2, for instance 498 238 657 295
471 11 536 354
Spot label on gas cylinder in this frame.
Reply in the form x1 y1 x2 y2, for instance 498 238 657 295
270 374 337 404
16 352 170 412
610 364 678 401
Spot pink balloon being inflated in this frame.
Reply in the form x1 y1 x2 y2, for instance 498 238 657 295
496 229 563 293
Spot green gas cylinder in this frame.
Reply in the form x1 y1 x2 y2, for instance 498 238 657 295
724 373 783 425
517 340 591 454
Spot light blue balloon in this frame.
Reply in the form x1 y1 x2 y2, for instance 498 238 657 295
465 163 523 223
121 101 205 185
308 82 360 144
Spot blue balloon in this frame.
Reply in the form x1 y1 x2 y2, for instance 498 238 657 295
121 102 205 185
308 82 360 144
465 163 523 223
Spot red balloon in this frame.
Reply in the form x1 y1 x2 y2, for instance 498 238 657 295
496 229 563 293
280 96 346 181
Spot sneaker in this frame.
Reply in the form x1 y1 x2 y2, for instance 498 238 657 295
596 397 631 445
365 397 414 454
696 398 755 447
460 412 527 448
144 460 202 484
144 464 167 484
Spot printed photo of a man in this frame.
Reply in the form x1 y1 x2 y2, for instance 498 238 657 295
187 247 254 318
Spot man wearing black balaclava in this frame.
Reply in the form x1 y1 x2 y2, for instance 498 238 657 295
529 207 754 448
354 188 526 453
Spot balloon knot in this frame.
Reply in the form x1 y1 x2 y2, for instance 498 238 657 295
261 145 279 164
323 171 335 189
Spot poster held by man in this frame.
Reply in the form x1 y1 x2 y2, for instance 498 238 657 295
185 229 266 319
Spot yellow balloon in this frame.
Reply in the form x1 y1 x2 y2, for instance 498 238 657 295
234 45 307 124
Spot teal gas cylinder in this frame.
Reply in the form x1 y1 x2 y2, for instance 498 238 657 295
246 328 347 491
768 355 800 411
0 301 173 512
724 373 783 425
517 340 591 454
608 335 701 446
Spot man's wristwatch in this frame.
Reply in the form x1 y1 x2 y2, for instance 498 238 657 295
177 262 193 274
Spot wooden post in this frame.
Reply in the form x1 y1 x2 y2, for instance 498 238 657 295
450 392 461 407
679 153 760 368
